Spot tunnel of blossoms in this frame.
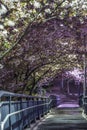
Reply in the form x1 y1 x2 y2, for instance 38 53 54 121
0 0 87 95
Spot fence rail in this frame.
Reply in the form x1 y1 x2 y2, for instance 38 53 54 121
0 91 54 130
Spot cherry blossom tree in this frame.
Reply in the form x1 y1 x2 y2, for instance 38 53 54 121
0 0 87 94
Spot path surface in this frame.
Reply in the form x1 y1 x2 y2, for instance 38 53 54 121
31 102 87 130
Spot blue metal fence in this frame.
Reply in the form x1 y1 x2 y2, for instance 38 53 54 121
0 91 52 130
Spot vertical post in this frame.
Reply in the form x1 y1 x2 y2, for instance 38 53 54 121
48 97 51 112
82 34 87 114
32 98 36 123
83 54 86 97
83 35 86 98
41 97 44 117
67 80 70 94
67 79 74 95
0 123 4 130
0 97 3 130
37 97 41 119
62 73 64 89
37 98 40 120
67 81 69 94
43 98 45 115
26 97 30 128
20 97 24 130
47 98 49 113
0 97 2 123
45 98 47 114
8 96 12 130
77 81 80 97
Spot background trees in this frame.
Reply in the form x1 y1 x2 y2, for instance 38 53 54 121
0 0 87 94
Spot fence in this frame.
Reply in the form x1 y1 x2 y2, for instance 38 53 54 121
82 96 87 115
0 91 53 130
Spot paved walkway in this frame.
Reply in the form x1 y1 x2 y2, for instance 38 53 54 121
29 102 87 130
57 101 79 108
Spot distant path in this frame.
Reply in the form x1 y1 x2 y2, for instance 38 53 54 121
57 101 79 108
31 102 87 130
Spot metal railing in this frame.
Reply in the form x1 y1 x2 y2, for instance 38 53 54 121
82 96 87 115
0 91 52 130
78 95 87 116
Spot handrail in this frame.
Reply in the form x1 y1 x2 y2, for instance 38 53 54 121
0 90 27 98
0 100 52 130
0 91 55 130
0 90 48 99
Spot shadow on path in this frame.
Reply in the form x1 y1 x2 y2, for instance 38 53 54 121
34 102 87 130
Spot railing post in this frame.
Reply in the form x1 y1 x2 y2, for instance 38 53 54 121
44 98 46 115
7 96 12 130
37 98 40 120
45 98 47 114
0 122 4 130
46 98 48 111
0 97 2 123
32 98 36 123
26 97 30 128
20 97 24 130
41 98 44 117
29 97 32 123
48 98 51 111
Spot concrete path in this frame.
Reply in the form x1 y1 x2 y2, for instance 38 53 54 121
29 102 87 130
